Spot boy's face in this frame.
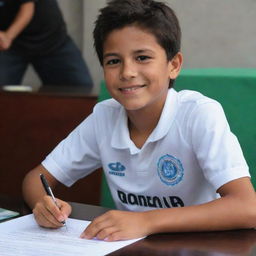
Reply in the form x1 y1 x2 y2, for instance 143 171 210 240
102 25 182 113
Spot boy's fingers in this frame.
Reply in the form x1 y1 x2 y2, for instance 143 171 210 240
80 223 100 239
33 207 62 228
45 203 66 223
33 197 66 227
95 226 118 240
36 213 61 228
43 196 66 223
43 206 65 226
106 231 124 242
58 200 72 219
80 218 112 239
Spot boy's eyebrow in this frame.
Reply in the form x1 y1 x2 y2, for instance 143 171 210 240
103 49 155 59
134 49 155 54
103 53 119 59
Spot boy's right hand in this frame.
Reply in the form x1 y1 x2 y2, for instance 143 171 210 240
32 195 71 228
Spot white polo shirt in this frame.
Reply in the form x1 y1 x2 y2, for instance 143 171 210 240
42 89 250 211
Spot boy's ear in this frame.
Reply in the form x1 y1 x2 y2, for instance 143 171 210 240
168 52 183 80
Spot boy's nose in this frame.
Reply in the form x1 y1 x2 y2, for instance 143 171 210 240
119 61 137 81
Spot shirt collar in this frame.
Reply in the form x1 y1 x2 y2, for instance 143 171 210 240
111 88 178 154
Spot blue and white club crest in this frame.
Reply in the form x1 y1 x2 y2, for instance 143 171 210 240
157 154 184 186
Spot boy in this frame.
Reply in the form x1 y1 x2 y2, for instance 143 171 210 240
0 0 92 89
22 0 256 241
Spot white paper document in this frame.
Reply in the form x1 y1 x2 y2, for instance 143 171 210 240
0 214 143 256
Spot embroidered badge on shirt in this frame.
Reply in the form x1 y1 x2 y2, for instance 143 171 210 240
157 154 184 186
108 162 126 176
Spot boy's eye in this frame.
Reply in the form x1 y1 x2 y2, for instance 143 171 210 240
105 59 120 65
136 55 151 62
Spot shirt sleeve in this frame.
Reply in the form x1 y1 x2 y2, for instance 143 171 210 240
42 113 102 187
189 101 250 190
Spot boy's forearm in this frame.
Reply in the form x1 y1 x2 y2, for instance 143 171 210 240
146 201 242 234
145 181 256 234
22 165 58 210
22 168 45 209
6 2 35 41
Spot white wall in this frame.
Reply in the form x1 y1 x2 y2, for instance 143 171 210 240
171 0 256 68
83 0 106 94
23 0 256 94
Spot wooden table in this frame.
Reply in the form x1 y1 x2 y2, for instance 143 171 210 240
1 195 256 256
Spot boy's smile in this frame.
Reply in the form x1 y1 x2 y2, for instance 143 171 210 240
103 25 182 115
119 84 146 94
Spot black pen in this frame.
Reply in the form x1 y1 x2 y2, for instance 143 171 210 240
40 173 66 226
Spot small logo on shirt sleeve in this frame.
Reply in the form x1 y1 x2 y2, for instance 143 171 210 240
108 162 126 176
157 154 184 186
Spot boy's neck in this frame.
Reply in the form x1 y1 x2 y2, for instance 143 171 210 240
128 108 160 134
127 97 166 148
128 117 157 149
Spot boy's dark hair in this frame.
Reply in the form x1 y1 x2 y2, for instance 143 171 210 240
93 0 181 88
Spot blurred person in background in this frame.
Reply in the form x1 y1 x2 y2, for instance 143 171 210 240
0 0 93 92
